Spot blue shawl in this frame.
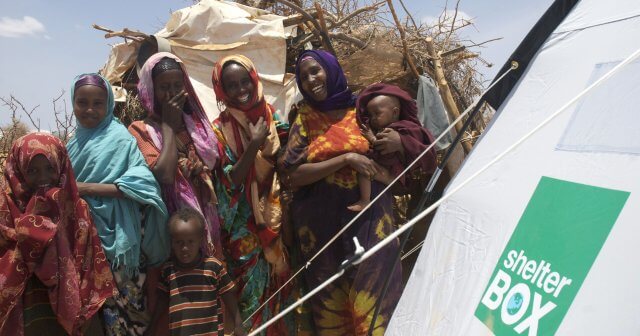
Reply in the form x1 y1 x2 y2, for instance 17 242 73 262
67 73 169 276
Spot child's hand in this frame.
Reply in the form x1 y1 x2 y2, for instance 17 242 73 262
359 123 376 144
233 324 247 336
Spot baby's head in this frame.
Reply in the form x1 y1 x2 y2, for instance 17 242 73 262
168 208 205 266
366 94 401 132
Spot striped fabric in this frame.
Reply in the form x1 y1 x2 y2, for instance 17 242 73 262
159 257 235 336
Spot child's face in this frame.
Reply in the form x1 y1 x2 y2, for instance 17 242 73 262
221 63 255 109
24 154 58 191
366 95 400 132
73 85 108 129
170 218 203 266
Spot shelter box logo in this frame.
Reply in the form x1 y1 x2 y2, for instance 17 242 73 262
474 177 629 336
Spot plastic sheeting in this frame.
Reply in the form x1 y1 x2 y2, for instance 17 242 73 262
388 0 640 335
101 0 299 121
417 75 453 150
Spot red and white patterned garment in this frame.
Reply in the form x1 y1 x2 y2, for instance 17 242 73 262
0 132 114 335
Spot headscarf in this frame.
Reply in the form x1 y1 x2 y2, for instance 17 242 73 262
137 52 219 170
356 82 421 126
67 73 170 276
356 83 437 185
0 132 114 335
295 50 356 112
134 52 221 257
212 55 281 249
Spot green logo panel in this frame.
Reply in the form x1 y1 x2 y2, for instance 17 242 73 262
475 176 629 335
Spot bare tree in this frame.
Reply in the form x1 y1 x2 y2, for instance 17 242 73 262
1 93 76 168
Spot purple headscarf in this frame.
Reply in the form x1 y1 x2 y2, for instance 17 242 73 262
295 50 356 112
74 74 107 91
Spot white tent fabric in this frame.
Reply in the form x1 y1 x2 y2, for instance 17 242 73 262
388 0 640 335
101 0 299 121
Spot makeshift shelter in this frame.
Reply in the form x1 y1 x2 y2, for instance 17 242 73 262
100 0 299 121
387 0 640 334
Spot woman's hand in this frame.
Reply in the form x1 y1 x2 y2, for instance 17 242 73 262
162 90 187 131
248 116 270 146
345 153 378 179
373 128 404 155
77 182 89 197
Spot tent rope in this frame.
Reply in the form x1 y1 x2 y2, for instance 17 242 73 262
247 45 640 336
243 63 517 326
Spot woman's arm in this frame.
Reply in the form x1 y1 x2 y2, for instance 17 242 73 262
222 290 246 336
151 91 187 184
228 117 269 186
151 122 179 184
289 153 378 188
77 182 124 198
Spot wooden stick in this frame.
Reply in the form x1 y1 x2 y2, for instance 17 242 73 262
385 0 420 79
274 0 336 55
425 36 472 153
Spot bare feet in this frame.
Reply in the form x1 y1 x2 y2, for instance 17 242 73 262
347 199 369 212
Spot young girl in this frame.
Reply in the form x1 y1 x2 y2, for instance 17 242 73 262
211 55 293 333
349 83 438 211
0 132 114 335
67 73 170 335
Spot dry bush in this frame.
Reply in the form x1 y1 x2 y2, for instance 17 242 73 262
0 93 76 169
256 0 496 140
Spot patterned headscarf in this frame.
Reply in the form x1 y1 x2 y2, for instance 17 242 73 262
295 49 356 112
212 54 268 124
137 52 219 169
0 132 114 335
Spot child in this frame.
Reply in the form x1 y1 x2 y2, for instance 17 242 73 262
0 132 114 335
148 208 246 336
348 83 437 211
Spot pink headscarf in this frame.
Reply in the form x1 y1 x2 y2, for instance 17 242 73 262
137 52 219 169
136 52 222 257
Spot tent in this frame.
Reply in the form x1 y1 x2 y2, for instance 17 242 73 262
387 0 640 334
101 0 299 121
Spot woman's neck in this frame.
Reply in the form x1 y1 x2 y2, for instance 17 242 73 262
323 107 348 119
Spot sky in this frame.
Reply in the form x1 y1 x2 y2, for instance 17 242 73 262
0 0 554 130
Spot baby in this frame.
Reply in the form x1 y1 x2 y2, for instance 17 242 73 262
348 83 437 212
148 208 246 336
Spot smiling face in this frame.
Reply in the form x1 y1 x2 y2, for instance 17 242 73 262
153 69 185 106
221 62 255 109
24 154 58 191
73 85 108 129
298 59 328 102
170 217 203 267
366 95 400 132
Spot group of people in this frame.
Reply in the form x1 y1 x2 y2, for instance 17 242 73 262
0 49 437 336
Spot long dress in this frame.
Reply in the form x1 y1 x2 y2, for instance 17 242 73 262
0 132 114 336
212 106 295 335
131 52 222 260
283 103 403 336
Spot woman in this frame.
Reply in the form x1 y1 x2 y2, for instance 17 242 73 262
0 132 114 335
211 55 293 334
128 53 222 259
67 74 169 335
283 50 403 335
